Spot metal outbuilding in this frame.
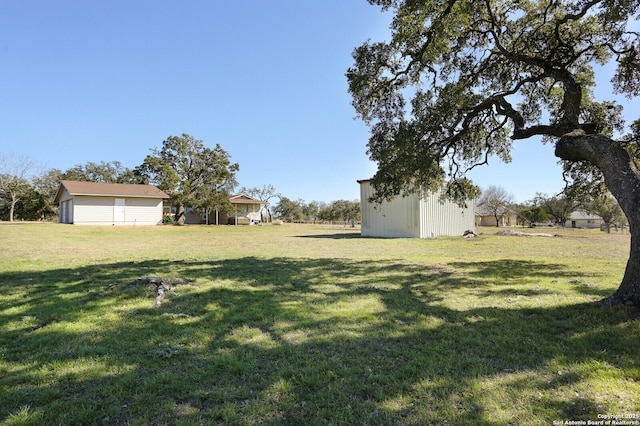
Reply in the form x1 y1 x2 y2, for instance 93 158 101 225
358 180 475 238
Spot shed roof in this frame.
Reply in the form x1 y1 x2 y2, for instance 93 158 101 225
569 210 602 220
55 180 169 203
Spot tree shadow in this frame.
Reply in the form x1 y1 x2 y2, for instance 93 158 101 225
1 256 637 425
448 259 583 280
296 232 362 239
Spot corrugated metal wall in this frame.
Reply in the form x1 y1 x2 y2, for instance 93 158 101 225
359 181 475 238
418 191 475 238
360 182 420 237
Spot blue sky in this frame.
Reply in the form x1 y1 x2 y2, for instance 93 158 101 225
1 1 638 204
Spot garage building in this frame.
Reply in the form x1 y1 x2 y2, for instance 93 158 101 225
55 180 169 225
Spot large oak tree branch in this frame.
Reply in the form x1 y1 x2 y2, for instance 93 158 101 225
556 132 640 221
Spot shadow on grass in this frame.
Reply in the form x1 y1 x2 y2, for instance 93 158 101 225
449 259 578 280
295 232 362 239
0 256 637 425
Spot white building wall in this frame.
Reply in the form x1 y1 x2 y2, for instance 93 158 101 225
59 199 73 224
57 187 73 224
124 198 164 225
71 196 163 225
73 196 114 225
359 181 474 238
57 187 72 203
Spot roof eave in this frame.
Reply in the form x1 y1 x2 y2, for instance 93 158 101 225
70 192 170 199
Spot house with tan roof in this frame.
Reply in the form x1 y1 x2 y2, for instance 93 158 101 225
569 210 604 229
179 194 266 225
55 180 169 225
474 204 518 227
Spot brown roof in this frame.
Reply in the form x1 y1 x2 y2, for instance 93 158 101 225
55 180 169 202
229 194 265 204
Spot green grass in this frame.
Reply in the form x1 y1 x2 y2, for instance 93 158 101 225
0 223 638 425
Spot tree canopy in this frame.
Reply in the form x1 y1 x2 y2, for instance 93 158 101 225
531 193 577 226
349 0 638 200
583 193 627 232
137 134 239 224
61 161 141 184
349 0 640 306
272 197 305 222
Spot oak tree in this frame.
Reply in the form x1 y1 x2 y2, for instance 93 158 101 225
517 205 550 227
532 193 577 227
272 197 305 222
348 0 640 306
583 193 627 232
62 161 141 184
137 134 239 224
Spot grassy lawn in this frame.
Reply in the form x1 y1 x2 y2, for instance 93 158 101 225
0 223 638 425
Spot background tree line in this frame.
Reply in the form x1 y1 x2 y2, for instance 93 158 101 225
477 185 626 232
269 197 360 224
0 134 360 224
1 134 239 223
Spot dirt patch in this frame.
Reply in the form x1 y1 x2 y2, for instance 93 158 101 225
496 229 556 237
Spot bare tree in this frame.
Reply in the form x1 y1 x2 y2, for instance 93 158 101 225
0 154 38 222
477 186 515 227
238 184 279 223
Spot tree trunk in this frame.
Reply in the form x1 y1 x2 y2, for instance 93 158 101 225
556 132 640 306
175 204 186 226
612 229 640 306
8 193 18 222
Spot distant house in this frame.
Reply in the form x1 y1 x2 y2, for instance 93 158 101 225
475 205 518 227
358 180 475 238
55 180 169 225
178 194 266 225
569 210 604 229
228 194 264 225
